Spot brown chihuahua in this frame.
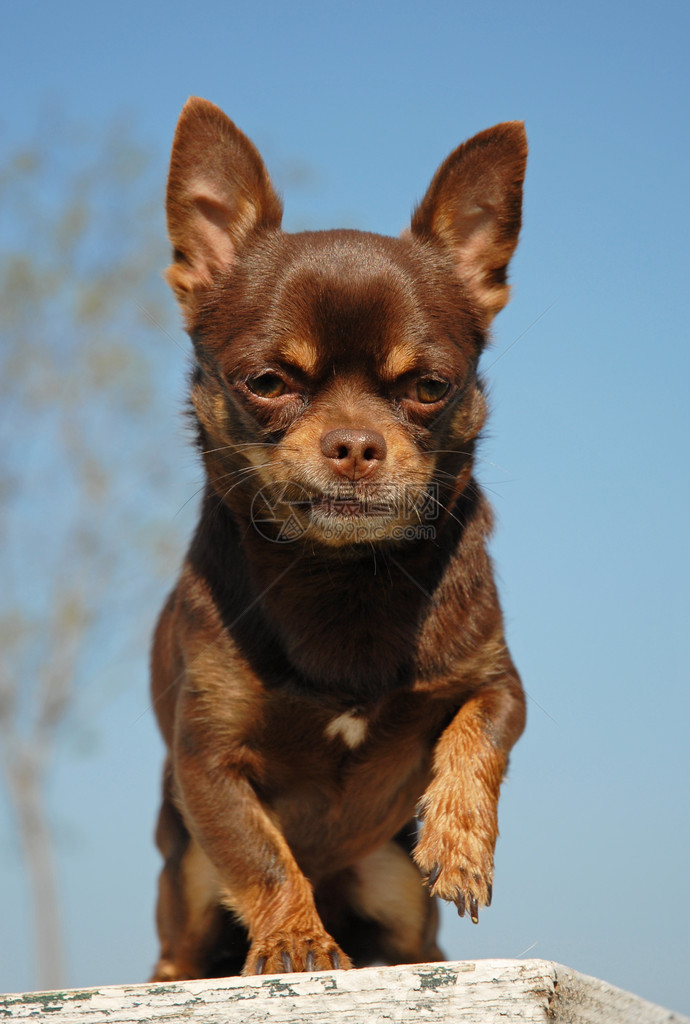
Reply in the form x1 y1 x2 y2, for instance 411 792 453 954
151 97 527 980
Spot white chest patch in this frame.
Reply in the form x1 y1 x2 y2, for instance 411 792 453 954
325 710 368 748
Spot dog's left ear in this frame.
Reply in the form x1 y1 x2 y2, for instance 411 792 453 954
410 122 527 323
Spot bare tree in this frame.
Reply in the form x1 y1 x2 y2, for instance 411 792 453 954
0 116 185 990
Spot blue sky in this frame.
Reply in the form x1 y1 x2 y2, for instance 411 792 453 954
1 0 689 1014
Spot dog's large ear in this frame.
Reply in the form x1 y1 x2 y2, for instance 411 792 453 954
410 122 527 323
165 97 283 318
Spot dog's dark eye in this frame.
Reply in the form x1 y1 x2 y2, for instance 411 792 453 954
415 377 450 403
246 372 287 399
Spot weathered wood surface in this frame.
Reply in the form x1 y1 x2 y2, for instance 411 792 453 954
1 959 687 1023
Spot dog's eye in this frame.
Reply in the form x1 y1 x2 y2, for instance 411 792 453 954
246 372 287 399
415 377 450 403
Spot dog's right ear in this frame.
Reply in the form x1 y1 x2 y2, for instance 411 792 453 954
410 122 527 324
165 97 283 319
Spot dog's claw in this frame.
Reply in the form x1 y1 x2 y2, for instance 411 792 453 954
426 864 442 889
456 891 466 917
486 882 493 907
469 895 479 923
247 933 350 976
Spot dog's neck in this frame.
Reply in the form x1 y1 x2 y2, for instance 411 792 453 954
187 483 491 706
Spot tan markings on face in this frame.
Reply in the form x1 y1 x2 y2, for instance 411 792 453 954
279 336 320 377
271 389 434 547
380 339 423 381
325 710 368 748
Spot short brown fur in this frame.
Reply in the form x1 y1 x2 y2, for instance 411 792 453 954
151 97 527 979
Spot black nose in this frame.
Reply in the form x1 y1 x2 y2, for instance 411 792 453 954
320 428 387 479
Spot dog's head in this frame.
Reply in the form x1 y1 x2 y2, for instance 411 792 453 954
165 98 526 548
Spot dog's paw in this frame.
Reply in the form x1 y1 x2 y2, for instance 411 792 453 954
244 932 352 975
414 825 494 923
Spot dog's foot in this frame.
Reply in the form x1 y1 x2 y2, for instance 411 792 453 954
244 931 352 975
414 825 495 923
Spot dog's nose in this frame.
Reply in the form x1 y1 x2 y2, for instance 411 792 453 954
320 428 387 479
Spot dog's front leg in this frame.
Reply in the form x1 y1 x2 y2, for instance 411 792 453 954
414 666 525 922
174 711 351 975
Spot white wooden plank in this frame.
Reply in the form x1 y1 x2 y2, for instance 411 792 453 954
1 959 687 1023
550 963 688 1024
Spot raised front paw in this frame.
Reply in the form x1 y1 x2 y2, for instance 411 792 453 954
414 824 495 924
244 931 352 975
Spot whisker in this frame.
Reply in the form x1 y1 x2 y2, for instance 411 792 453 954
421 490 466 528
212 462 274 485
174 483 207 519
422 449 512 475
200 440 283 456
136 302 187 355
216 464 276 506
179 463 276 523
483 299 556 372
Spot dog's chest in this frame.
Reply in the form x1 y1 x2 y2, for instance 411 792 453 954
255 692 443 872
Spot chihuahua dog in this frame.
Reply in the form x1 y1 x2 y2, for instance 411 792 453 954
151 97 527 980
